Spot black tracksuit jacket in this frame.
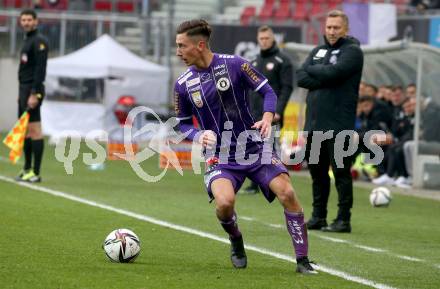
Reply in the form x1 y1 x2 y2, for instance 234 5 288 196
297 36 364 133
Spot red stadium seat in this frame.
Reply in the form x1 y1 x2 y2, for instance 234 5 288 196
273 0 291 23
259 2 275 22
327 0 342 10
94 0 112 11
292 0 307 21
240 6 256 26
310 0 325 16
117 1 134 13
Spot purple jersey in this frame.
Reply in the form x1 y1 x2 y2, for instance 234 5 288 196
174 53 277 163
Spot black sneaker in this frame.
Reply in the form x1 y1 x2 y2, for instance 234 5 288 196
321 220 351 233
296 256 318 274
229 235 247 269
306 217 327 230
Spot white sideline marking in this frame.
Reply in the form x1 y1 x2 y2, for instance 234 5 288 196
395 255 423 262
242 216 428 265
0 175 399 289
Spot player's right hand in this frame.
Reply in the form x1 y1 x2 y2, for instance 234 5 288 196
198 130 217 149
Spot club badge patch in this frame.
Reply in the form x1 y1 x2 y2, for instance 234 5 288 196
191 91 203 108
21 54 28 63
216 77 230 91
266 62 274 71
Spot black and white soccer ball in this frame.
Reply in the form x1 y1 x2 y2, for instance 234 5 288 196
103 229 140 263
369 187 392 207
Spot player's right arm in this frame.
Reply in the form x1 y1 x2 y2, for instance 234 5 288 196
174 82 216 147
174 82 198 141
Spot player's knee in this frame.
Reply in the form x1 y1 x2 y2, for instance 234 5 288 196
215 196 235 213
277 186 296 205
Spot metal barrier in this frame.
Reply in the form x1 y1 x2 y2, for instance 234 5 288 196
0 9 169 59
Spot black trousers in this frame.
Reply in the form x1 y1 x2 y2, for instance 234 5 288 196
305 133 353 222
385 141 408 178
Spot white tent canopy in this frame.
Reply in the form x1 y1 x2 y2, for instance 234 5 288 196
42 34 169 139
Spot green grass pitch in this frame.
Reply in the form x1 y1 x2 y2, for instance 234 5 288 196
0 139 439 289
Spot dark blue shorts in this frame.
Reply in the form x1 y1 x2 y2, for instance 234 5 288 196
204 153 289 203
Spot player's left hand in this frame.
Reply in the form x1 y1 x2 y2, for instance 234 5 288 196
252 112 273 139
27 94 39 109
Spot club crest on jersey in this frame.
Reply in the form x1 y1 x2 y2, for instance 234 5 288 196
266 62 274 71
200 72 212 83
216 77 230 91
21 53 28 63
329 55 338 65
191 91 203 107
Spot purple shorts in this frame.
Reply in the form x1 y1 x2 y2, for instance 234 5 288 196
204 154 289 203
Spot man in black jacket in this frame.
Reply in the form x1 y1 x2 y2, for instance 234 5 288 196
241 25 294 194
297 10 364 233
15 9 49 183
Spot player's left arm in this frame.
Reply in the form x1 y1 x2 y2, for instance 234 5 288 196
31 38 48 97
306 45 363 84
236 57 276 138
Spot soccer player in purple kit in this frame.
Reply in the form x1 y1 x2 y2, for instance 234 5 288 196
174 19 316 274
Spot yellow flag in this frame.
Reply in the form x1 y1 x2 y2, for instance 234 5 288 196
2 112 30 164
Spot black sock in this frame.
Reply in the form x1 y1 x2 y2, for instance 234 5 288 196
32 139 44 176
24 138 32 171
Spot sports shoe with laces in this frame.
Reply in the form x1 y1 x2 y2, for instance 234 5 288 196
296 256 318 274
321 219 351 233
21 170 41 183
306 217 328 230
229 235 247 268
372 174 394 185
15 169 29 181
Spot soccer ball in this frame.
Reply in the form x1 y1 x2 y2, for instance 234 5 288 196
369 187 392 207
103 229 140 263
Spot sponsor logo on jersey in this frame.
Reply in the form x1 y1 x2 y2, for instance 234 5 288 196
214 64 225 70
313 49 327 60
331 49 340 54
218 54 234 59
216 77 230 91
214 69 226 77
275 56 283 63
241 62 260 83
204 169 222 187
191 91 203 108
200 72 212 83
186 77 200 88
174 91 180 115
177 71 193 85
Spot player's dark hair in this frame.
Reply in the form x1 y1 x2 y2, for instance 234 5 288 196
20 9 37 19
176 19 212 42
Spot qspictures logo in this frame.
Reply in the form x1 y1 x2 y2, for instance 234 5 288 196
54 106 386 183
